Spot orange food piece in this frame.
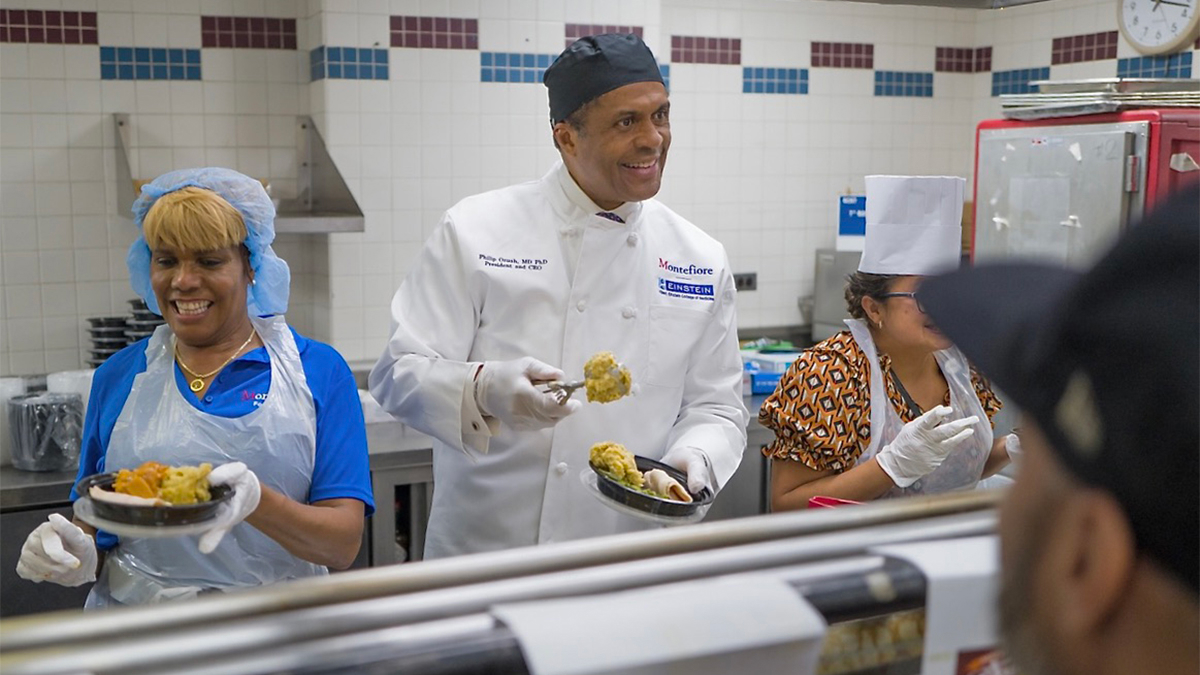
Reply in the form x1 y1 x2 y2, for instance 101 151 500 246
113 461 170 499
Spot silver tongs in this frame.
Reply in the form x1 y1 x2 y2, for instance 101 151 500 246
540 380 585 405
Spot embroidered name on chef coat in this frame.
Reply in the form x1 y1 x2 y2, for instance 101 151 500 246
479 253 548 271
657 258 715 301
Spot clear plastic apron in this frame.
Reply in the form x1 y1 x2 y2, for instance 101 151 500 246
85 315 326 608
846 318 992 497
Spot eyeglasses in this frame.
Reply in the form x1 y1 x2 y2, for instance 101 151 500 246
876 291 925 313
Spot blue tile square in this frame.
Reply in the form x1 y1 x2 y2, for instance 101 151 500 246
344 48 357 63
875 84 884 96
754 81 764 93
329 46 342 61
481 52 493 66
800 82 808 94
170 65 184 79
495 53 507 67
169 49 184 64
359 49 372 64
153 64 168 79
187 65 201 80
136 64 150 79
311 66 323 81
118 47 133 63
764 81 774 93
787 69 798 80
743 67 751 78
328 63 341 78
523 69 536 83
186 49 200 64
523 54 535 67
495 69 508 82
345 64 359 78
481 68 493 82
538 54 551 67
787 81 798 94
536 68 545 80
510 53 520 65
376 49 387 64
135 47 150 63
100 46 115 62
119 63 134 79
376 65 388 79
152 48 167 63
742 81 752 93
101 63 117 79
767 67 777 78
509 68 520 81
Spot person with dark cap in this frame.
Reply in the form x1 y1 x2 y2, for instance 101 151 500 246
370 34 747 559
917 186 1199 675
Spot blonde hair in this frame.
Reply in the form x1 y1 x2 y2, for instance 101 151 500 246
142 187 247 252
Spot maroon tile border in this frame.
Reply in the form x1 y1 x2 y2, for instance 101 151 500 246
1051 30 1117 65
565 24 642 48
0 9 98 44
935 45 992 73
671 35 741 65
811 41 873 69
201 16 297 49
976 46 992 72
390 16 478 49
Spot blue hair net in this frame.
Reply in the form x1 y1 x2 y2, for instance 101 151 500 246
127 167 290 317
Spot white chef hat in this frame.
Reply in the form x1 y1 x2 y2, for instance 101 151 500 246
858 175 966 275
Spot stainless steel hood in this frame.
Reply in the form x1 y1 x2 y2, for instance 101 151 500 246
113 114 364 234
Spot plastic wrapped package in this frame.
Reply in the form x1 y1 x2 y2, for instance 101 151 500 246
0 377 28 466
47 369 96 420
8 392 83 472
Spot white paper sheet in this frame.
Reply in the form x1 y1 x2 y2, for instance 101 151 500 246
872 535 1002 675
859 175 966 275
492 574 827 675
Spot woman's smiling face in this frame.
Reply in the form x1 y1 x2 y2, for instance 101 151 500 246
150 244 252 349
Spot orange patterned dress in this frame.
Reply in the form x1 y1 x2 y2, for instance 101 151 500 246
758 331 1002 472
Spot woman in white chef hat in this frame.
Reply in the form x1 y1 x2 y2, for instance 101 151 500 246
761 176 1016 510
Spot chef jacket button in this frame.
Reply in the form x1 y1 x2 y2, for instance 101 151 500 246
622 306 637 319
203 395 213 403
471 421 480 431
576 300 587 312
627 233 638 246
555 462 569 475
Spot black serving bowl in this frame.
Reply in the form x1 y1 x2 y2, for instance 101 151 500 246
76 472 233 527
590 455 713 518
87 316 128 328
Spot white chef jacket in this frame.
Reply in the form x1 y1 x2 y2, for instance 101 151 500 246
369 161 749 558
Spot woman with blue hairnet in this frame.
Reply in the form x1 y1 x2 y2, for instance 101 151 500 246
15 168 375 607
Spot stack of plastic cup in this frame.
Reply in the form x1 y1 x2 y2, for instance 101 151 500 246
47 369 96 421
0 377 28 466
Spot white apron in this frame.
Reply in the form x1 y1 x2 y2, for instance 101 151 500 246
85 315 326 608
845 319 992 496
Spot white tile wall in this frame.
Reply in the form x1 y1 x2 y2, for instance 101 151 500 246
0 0 310 374
2 0 1193 373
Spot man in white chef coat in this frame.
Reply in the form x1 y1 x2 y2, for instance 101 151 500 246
919 186 1199 675
369 33 748 559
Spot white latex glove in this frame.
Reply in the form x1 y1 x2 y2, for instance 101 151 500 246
474 357 582 431
198 462 262 554
1004 432 1023 470
16 513 97 587
661 446 714 495
876 405 979 488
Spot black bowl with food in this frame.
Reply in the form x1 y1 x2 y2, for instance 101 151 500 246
75 472 233 527
589 455 713 518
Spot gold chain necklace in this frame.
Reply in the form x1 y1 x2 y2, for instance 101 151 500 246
174 329 257 393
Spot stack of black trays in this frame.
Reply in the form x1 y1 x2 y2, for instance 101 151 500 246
86 316 128 367
126 298 165 344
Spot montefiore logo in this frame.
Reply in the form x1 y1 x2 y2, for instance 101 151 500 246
658 258 713 276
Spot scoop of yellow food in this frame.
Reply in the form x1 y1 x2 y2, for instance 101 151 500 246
111 461 213 505
589 441 642 488
583 351 632 403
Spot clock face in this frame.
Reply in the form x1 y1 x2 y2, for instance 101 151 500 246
1119 0 1200 54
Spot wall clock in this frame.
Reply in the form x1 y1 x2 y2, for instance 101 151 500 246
1118 0 1200 55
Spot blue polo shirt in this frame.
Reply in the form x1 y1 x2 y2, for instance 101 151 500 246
72 327 375 551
